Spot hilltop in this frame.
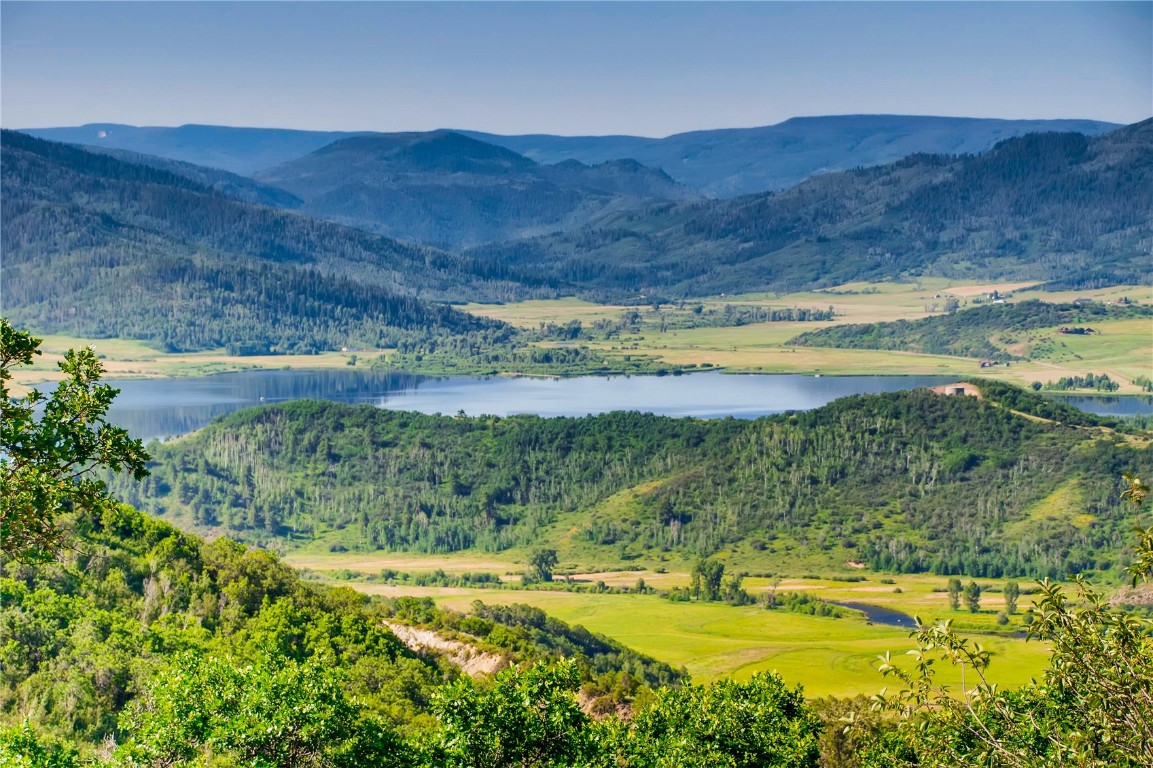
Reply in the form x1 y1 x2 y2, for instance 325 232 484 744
112 384 1152 579
469 120 1153 295
0 130 527 353
255 130 697 247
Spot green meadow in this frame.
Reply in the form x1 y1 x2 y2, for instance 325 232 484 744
291 544 1055 698
345 582 1051 697
15 281 1150 391
465 280 1153 391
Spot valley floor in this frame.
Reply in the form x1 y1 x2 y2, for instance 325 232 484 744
16 279 1149 394
289 549 1054 698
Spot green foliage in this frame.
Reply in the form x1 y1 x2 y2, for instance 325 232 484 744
947 578 963 611
764 591 848 618
1003 581 1020 615
117 388 1153 577
0 722 81 768
116 653 411 768
963 581 982 613
527 549 559 583
385 598 685 693
0 503 445 745
1042 373 1121 392
423 660 590 768
1 130 531 354
376 328 682 378
1 320 150 562
609 673 823 768
690 558 725 601
872 477 1153 767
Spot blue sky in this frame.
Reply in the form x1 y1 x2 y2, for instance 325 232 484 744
2 1 1150 135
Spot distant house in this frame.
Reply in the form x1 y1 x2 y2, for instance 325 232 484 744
1073 297 1095 305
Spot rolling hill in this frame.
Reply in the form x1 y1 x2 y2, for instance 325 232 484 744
112 384 1152 579
0 130 531 352
788 300 1153 362
254 131 697 247
468 120 1153 296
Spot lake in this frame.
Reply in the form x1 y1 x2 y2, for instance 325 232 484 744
96 369 1153 442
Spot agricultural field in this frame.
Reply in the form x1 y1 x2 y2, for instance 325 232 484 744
291 544 1057 698
14 281 1150 391
9 332 369 390
339 575 1052 697
465 280 1153 390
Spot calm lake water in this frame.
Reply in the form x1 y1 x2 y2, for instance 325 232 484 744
97 369 1153 442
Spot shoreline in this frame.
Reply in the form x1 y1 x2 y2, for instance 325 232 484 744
14 354 1153 397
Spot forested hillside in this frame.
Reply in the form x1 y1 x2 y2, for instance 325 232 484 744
469 121 1153 295
114 385 1153 578
0 130 542 352
255 131 697 247
0 502 698 760
82 144 305 208
789 300 1153 362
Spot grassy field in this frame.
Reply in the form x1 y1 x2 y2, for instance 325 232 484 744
16 280 1150 390
290 547 1050 630
291 544 1055 697
466 281 1153 391
342 581 1051 697
9 333 371 391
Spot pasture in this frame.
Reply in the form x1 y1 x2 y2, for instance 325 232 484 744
347 580 1052 696
466 280 1153 390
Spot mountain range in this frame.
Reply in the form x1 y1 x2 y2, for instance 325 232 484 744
254 130 697 247
4 115 1149 352
468 119 1153 295
0 130 529 353
23 115 1120 197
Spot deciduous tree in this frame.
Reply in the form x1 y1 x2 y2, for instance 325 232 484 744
1 320 149 562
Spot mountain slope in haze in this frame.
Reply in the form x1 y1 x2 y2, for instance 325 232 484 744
0 130 522 353
19 123 374 175
83 144 304 208
26 116 1120 199
113 385 1152 578
254 130 698 247
462 115 1122 196
468 121 1153 296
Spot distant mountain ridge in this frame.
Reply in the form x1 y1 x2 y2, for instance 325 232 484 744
467 119 1153 295
462 115 1121 196
0 130 531 353
82 144 304 208
17 123 373 175
254 130 698 247
21 115 1122 197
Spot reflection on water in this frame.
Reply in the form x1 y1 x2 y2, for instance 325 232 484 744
101 369 1153 443
1049 394 1153 417
832 601 917 629
106 369 427 442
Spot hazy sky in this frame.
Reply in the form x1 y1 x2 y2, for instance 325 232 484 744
2 1 1150 136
